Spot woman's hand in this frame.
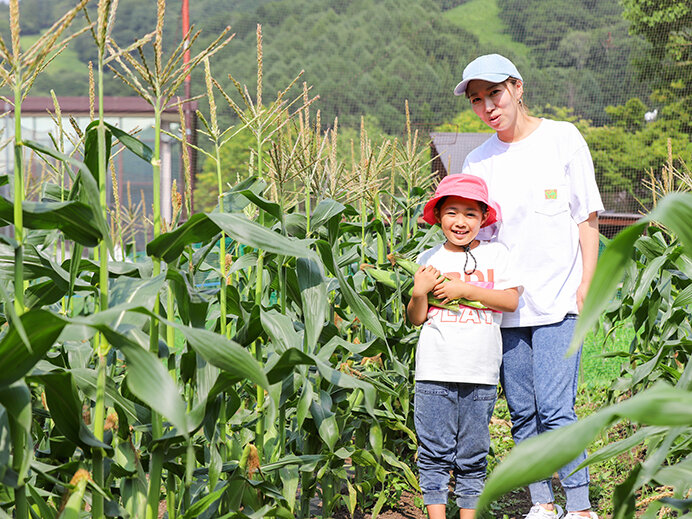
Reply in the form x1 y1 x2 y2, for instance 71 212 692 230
576 281 589 312
412 265 441 297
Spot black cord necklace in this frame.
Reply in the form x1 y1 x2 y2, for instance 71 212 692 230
462 244 477 275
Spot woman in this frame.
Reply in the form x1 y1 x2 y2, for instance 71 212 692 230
456 54 603 519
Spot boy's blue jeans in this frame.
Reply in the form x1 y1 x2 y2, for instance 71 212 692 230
500 315 591 512
414 381 497 509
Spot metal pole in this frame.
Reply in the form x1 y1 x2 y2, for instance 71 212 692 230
182 0 194 214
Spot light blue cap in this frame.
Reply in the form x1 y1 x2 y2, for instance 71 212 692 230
454 54 523 96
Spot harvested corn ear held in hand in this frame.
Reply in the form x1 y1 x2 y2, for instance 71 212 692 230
361 261 488 310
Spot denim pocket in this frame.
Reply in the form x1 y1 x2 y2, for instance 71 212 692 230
472 384 497 401
416 381 450 396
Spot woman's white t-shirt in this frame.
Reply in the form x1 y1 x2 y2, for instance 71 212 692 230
461 119 604 327
414 241 519 385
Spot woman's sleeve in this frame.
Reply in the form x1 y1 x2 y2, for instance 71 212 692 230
491 244 522 294
566 135 605 224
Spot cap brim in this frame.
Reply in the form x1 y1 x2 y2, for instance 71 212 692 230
454 73 512 96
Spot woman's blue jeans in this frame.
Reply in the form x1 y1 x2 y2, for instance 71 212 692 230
414 381 497 509
500 315 591 512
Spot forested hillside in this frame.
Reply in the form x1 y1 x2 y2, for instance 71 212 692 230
2 0 689 213
0 0 652 130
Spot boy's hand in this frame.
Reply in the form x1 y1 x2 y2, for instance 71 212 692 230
433 278 470 303
411 265 440 297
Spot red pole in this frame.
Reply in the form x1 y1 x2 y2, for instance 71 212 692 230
182 0 194 213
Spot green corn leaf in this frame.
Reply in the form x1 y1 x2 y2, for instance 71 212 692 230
295 379 313 430
279 465 300 512
653 456 692 492
22 139 112 254
25 279 70 309
265 348 316 385
0 198 103 247
631 255 668 312
71 368 145 426
67 242 84 308
104 122 153 163
573 426 668 472
27 483 57 519
310 391 339 451
318 241 386 340
381 449 420 490
0 381 32 482
297 257 328 353
0 382 31 443
477 383 692 511
673 283 692 307
261 309 302 353
83 120 112 183
238 189 282 222
147 213 221 263
31 371 113 456
208 212 316 259
0 310 67 388
369 420 383 458
310 199 346 231
96 326 189 439
166 268 210 327
227 252 259 275
170 319 269 390
0 275 30 352
181 485 227 519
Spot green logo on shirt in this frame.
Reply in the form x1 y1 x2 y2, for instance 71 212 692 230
545 189 557 199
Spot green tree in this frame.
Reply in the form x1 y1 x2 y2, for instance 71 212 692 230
621 0 692 133
604 97 646 132
434 109 494 133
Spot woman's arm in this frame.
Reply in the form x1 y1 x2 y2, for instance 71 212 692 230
577 211 600 311
432 281 519 313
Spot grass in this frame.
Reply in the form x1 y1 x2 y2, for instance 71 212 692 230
581 323 633 388
443 0 531 63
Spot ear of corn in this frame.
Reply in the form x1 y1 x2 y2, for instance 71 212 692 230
361 263 488 311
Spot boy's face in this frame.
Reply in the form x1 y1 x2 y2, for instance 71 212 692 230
434 196 487 251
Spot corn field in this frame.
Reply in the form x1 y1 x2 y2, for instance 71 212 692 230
1 1 691 519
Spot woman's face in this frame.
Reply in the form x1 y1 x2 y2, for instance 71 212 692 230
466 79 523 134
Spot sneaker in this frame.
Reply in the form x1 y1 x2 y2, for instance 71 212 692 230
564 513 598 519
525 504 564 519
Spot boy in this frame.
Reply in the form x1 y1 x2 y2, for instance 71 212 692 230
408 174 520 519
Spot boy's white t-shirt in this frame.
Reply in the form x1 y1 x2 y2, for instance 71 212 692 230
461 118 604 327
414 241 519 385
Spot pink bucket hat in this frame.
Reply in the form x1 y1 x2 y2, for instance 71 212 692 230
422 175 501 227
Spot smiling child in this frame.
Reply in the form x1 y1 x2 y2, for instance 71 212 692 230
407 174 520 519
